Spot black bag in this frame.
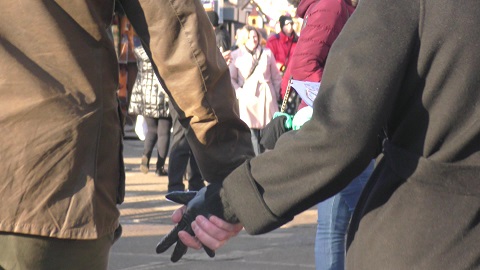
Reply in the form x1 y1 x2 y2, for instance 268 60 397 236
283 89 301 115
279 77 301 115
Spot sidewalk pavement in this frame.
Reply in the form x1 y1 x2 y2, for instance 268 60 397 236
108 136 317 270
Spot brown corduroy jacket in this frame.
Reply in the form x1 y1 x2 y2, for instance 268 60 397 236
0 0 253 240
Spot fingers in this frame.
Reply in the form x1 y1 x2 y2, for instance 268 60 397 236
156 223 183 253
222 50 231 64
171 206 186 224
191 215 239 250
209 215 243 236
166 191 197 205
178 231 215 258
177 229 215 258
203 245 216 258
170 239 188 262
185 225 215 258
178 230 202 249
157 207 187 254
191 218 226 250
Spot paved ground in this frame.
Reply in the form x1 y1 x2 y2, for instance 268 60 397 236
108 136 318 270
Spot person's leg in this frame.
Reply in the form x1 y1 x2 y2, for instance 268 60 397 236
0 232 114 270
341 161 374 210
167 107 187 192
155 117 172 175
315 195 348 270
186 152 205 191
141 116 158 174
315 161 373 270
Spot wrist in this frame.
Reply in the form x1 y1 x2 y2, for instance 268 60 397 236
205 183 239 224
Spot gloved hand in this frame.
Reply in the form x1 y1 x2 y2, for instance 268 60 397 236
156 184 238 262
260 114 292 150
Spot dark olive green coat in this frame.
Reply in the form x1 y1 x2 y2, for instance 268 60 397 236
222 0 480 269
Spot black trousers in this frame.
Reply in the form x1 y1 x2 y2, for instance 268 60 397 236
167 105 204 192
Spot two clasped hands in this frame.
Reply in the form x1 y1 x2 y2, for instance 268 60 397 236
155 185 243 262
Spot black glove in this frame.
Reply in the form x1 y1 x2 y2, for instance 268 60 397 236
260 115 289 150
156 184 238 262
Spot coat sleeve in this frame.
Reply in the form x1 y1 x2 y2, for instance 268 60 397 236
267 50 282 101
222 0 420 234
119 0 255 182
265 36 280 66
228 52 243 96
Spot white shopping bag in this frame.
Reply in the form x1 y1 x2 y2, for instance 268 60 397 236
134 115 147 141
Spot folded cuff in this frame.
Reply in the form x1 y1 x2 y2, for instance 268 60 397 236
222 160 292 235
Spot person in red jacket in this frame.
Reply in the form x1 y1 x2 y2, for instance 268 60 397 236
266 15 298 75
281 0 358 114
267 15 299 114
290 0 353 87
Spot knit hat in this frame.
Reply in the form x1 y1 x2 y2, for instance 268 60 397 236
206 11 219 27
279 15 293 28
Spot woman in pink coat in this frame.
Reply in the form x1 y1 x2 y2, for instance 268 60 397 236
229 26 282 155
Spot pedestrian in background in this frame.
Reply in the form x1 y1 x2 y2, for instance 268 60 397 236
268 15 300 114
229 26 282 155
167 101 205 192
206 11 231 53
266 15 298 75
206 11 233 68
129 37 172 176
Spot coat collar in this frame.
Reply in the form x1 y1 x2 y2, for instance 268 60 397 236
278 31 297 43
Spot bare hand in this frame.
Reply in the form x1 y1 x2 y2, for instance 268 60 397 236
222 50 231 65
160 188 242 261
173 210 243 251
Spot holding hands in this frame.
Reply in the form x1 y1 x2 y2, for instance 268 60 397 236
176 206 243 251
156 185 243 262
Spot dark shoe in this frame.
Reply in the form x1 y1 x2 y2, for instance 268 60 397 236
140 155 149 174
155 167 168 176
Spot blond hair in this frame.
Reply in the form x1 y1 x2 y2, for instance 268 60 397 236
235 26 262 47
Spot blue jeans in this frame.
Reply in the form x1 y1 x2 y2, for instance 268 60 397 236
315 161 374 270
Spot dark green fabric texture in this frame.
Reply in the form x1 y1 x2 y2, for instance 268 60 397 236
0 232 114 270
